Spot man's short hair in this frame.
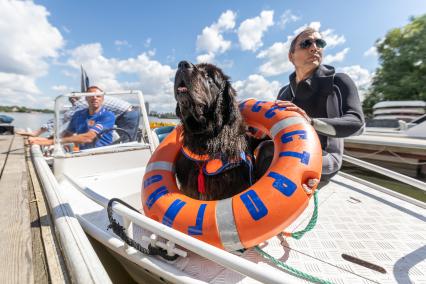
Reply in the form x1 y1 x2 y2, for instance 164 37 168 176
87 86 103 93
289 27 319 54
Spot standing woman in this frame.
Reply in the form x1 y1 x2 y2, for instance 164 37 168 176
269 27 365 184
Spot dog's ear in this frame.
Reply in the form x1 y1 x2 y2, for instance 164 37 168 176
222 80 239 124
175 104 182 119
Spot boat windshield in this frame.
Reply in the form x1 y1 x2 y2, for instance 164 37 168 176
53 91 151 152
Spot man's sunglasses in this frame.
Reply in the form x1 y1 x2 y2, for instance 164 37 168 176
299 38 327 49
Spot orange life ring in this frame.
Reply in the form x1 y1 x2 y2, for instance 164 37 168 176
141 99 322 251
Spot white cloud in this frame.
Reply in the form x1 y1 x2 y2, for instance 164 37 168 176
278 10 300 29
364 46 378 57
0 1 64 107
238 10 274 52
67 43 176 112
294 21 322 35
0 72 57 107
214 10 237 30
197 26 231 55
338 65 372 101
197 53 216 63
323 48 350 64
257 21 347 77
51 85 71 93
0 1 63 76
293 22 345 48
196 10 236 62
0 72 40 95
234 74 281 101
0 1 63 107
321 29 345 48
257 39 293 76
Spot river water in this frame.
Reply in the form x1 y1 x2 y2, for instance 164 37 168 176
1 112 53 130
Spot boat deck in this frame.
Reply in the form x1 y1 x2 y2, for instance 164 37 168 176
60 165 426 283
0 135 68 283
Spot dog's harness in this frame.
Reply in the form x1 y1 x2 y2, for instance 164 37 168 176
181 146 253 194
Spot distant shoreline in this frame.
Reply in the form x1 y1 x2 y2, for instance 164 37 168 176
0 106 53 114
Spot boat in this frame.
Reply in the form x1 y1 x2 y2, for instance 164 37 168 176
0 114 14 124
0 114 14 134
370 100 426 123
345 112 426 178
30 91 426 283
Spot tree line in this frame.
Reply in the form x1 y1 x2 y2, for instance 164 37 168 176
0 105 53 113
363 14 426 117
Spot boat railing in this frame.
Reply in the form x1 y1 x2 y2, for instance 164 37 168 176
342 154 426 192
62 174 295 284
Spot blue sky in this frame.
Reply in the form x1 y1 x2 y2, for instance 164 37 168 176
1 0 425 112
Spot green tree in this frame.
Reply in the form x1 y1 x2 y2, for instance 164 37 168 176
364 14 426 117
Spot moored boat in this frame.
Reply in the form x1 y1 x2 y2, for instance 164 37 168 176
31 91 426 283
345 114 426 178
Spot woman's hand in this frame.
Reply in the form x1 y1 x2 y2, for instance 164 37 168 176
274 100 312 124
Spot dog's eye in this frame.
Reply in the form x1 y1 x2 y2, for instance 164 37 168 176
207 77 214 85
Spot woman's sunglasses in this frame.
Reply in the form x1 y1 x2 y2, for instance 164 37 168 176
299 38 327 49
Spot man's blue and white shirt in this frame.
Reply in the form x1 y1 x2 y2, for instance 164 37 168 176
67 107 115 149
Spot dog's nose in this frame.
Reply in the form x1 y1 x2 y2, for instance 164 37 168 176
178 60 194 70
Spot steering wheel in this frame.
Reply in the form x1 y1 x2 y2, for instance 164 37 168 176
95 127 132 145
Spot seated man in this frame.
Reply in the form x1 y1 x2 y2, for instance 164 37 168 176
80 86 140 143
21 87 139 142
29 88 115 150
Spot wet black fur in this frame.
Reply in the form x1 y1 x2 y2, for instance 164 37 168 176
174 62 251 201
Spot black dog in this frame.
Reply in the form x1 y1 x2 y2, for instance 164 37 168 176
174 61 253 201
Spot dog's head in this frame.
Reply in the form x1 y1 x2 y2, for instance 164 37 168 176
174 61 238 134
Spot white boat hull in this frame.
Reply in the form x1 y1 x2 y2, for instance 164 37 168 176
32 144 426 283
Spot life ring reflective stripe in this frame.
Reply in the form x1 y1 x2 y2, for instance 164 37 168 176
142 99 322 250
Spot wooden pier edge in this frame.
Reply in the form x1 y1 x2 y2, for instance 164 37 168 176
0 135 69 283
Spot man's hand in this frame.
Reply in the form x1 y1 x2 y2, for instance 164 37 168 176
274 100 312 124
28 137 54 146
16 129 36 137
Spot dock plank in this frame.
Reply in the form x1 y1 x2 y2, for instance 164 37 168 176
0 136 33 283
0 136 13 175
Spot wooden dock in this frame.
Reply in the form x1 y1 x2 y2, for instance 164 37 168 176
0 135 69 283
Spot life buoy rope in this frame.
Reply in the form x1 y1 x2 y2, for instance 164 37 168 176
141 99 322 251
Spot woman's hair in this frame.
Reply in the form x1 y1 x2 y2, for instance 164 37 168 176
289 27 319 53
